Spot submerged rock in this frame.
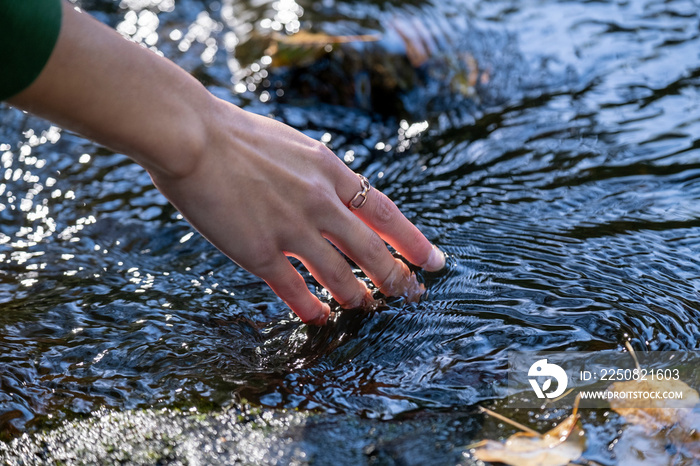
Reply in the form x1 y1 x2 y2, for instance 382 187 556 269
234 4 526 118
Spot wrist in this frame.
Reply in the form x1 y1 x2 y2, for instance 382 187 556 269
142 88 218 181
147 95 251 188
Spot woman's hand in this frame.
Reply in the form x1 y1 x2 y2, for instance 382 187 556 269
8 2 444 325
151 101 445 325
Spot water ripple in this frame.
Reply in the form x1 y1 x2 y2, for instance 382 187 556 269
2 1 700 463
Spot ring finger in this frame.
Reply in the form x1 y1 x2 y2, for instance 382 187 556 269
337 173 443 272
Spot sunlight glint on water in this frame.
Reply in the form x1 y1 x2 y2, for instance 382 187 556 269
1 0 700 463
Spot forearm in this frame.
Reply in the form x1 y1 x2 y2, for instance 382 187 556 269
9 1 213 179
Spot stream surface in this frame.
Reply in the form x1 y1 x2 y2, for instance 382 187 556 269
1 0 700 464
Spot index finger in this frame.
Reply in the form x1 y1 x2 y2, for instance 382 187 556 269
339 175 445 272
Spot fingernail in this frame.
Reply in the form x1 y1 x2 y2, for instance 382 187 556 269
421 245 446 272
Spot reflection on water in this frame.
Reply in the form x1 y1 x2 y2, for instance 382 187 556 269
2 0 700 463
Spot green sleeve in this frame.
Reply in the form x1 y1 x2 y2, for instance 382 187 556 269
0 0 63 101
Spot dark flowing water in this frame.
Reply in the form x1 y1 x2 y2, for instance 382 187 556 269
2 0 700 464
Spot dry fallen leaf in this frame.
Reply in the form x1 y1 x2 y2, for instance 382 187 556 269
608 379 700 463
607 343 699 432
607 378 699 431
387 16 435 67
606 343 700 462
471 396 585 466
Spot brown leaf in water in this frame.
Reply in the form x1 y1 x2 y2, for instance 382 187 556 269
606 344 700 462
607 380 700 466
606 343 699 433
387 14 487 99
271 30 381 46
266 31 380 68
607 378 699 432
387 16 435 68
471 396 585 466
